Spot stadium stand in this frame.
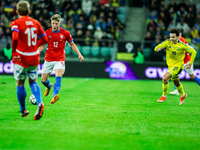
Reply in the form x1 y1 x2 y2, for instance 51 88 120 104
143 0 200 62
1 0 199 63
81 46 91 57
100 46 110 57
0 0 126 62
91 46 100 56
65 46 71 56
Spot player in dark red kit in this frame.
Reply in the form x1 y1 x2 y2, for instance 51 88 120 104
11 0 48 120
39 14 84 104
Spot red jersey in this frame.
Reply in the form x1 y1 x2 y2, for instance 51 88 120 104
180 36 191 64
45 28 73 61
11 15 47 67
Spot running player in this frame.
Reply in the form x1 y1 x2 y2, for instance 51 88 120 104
154 29 197 105
169 28 200 95
11 1 48 120
39 14 84 104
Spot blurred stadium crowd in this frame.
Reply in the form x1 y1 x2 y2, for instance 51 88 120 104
0 0 126 60
0 0 200 62
144 0 200 62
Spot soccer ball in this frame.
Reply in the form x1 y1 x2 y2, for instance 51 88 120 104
29 95 37 105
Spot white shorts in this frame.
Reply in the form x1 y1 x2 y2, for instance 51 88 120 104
42 61 65 74
14 64 38 80
184 62 194 75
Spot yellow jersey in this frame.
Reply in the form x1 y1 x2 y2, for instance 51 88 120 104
154 39 196 67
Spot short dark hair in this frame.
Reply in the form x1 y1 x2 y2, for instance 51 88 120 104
17 1 30 16
177 28 183 34
170 29 180 37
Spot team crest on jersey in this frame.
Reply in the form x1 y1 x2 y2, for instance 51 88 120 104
61 61 65 66
60 34 63 39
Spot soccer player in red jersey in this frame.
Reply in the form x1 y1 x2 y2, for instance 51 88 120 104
11 1 48 120
169 28 200 95
39 14 84 104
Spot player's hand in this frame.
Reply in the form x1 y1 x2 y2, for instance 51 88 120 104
79 55 84 62
156 48 164 52
13 55 21 61
185 64 191 70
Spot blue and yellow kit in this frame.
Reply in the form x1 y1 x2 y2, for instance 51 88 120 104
154 39 196 67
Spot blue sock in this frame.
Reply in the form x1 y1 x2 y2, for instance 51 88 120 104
194 76 200 86
17 86 27 113
41 79 51 89
30 82 42 106
174 85 177 90
53 76 61 97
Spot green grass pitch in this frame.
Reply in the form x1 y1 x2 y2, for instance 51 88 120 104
0 75 199 150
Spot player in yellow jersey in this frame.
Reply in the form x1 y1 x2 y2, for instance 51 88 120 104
154 29 197 105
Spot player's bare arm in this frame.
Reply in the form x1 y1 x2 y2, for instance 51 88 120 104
11 30 21 60
156 47 164 52
78 55 84 62
69 42 84 62
185 46 197 66
39 44 46 53
185 64 191 70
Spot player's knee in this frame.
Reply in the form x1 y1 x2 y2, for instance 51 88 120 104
173 80 180 87
41 77 47 83
41 77 44 82
174 82 180 87
55 73 63 77
162 77 168 84
55 75 62 79
190 74 195 79
41 75 48 82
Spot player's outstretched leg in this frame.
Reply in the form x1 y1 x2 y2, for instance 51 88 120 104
51 94 59 104
176 83 187 105
180 93 187 105
34 102 45 120
30 82 45 119
44 83 53 96
42 79 53 96
21 110 29 117
157 83 168 103
157 96 167 102
194 76 200 86
51 76 61 104
30 82 42 104
17 86 29 117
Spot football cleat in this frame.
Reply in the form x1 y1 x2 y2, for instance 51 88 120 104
44 83 53 96
51 94 59 104
179 93 187 105
21 110 29 117
169 89 179 95
34 102 44 120
157 96 167 103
